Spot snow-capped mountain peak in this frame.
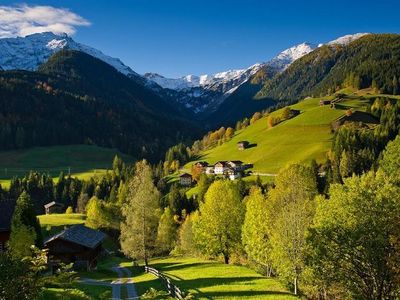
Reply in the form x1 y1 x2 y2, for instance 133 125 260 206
327 33 369 45
0 32 140 78
267 42 317 70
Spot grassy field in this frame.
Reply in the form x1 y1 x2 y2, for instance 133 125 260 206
184 92 374 174
0 144 134 188
141 256 298 299
38 213 87 239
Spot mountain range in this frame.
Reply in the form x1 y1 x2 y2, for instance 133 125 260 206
1 31 399 160
0 32 368 118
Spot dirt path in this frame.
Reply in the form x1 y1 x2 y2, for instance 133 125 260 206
112 266 138 300
80 266 138 300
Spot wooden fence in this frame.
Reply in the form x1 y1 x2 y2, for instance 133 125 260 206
144 266 186 299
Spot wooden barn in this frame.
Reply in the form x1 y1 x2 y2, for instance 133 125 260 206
237 141 249 150
179 173 193 186
44 201 65 214
0 200 16 253
44 224 106 271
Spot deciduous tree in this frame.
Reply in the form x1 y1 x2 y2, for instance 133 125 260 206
193 180 244 264
120 160 160 265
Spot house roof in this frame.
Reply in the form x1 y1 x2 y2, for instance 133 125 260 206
44 224 106 249
215 161 228 167
195 161 209 167
44 201 64 209
0 200 16 232
229 160 243 165
180 173 192 178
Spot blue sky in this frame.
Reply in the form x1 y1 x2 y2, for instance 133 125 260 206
1 0 400 77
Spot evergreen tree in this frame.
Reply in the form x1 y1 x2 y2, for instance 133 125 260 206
9 192 42 257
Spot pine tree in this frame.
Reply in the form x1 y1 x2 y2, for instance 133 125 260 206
9 192 42 257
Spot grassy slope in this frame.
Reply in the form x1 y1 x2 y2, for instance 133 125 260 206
38 213 87 240
142 256 297 299
185 91 376 174
0 144 134 188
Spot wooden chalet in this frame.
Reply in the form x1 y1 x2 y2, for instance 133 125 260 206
193 161 209 173
0 200 16 253
44 201 65 214
228 160 244 171
226 168 241 181
179 173 193 186
44 224 106 271
237 141 249 150
319 99 331 106
214 161 229 174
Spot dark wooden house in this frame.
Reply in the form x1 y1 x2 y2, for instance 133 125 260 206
319 100 331 106
44 201 65 214
0 200 16 253
179 173 193 186
44 224 106 271
237 141 249 150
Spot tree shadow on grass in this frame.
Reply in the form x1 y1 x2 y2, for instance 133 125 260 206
151 262 210 272
204 290 296 298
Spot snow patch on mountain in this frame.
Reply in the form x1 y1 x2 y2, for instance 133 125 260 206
0 32 140 78
267 42 317 70
145 64 263 92
327 33 369 45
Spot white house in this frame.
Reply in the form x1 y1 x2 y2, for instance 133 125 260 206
227 168 241 180
214 161 228 175
205 166 214 174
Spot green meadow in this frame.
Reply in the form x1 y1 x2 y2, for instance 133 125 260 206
0 144 134 188
185 92 374 174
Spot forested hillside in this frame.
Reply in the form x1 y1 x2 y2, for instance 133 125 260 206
0 50 199 161
257 34 400 102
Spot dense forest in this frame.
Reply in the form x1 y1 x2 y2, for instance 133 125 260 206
0 50 199 161
257 34 400 102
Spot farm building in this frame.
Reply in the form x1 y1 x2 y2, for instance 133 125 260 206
44 224 106 271
214 161 229 174
193 161 209 173
227 160 244 171
179 173 193 186
237 141 249 150
319 100 331 106
205 166 214 174
0 200 16 253
226 168 241 180
44 201 65 214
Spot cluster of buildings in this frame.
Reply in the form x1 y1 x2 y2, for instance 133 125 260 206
179 160 251 186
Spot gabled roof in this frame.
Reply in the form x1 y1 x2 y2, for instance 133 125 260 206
195 161 209 167
180 173 192 178
44 201 64 209
0 200 16 232
229 160 243 165
44 224 106 249
215 161 228 167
